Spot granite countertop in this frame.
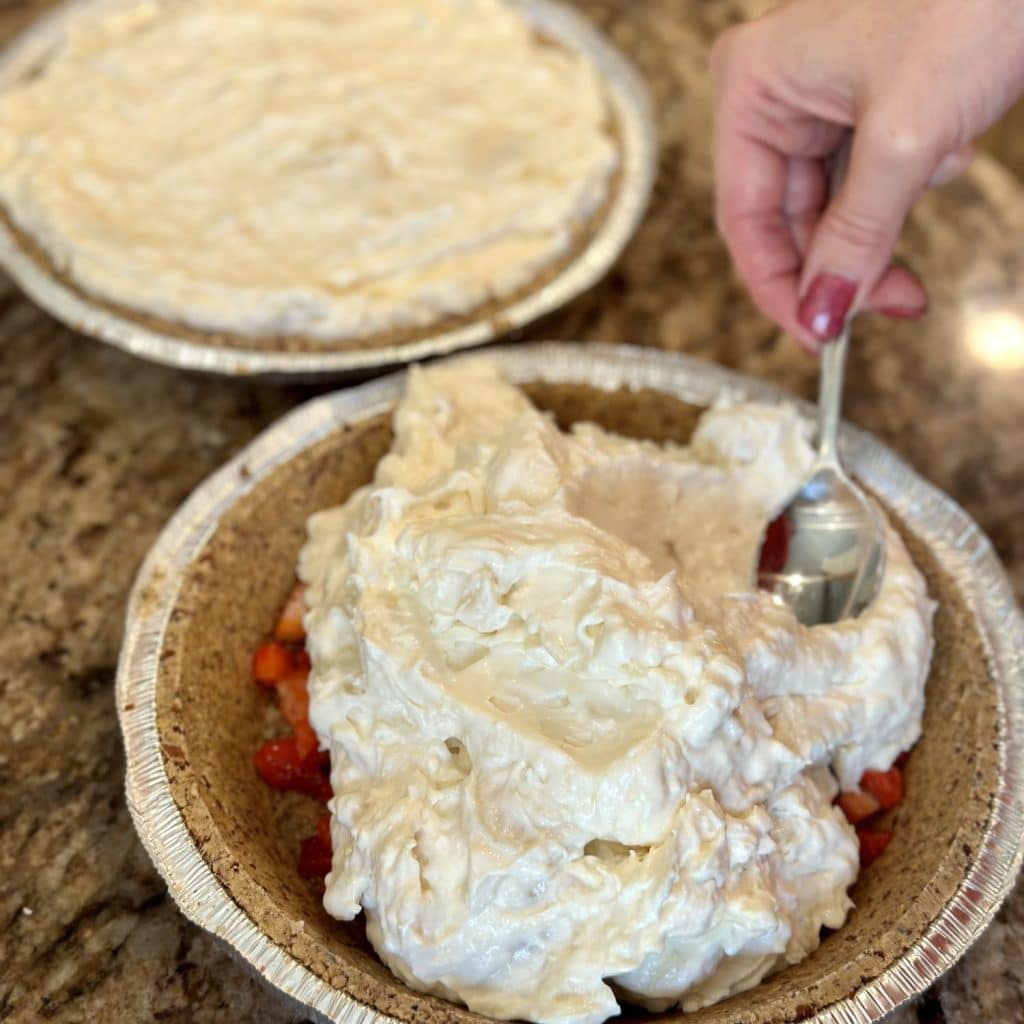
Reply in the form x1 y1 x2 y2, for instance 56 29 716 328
1 0 1022 1021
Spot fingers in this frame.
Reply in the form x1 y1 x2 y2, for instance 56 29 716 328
786 262 928 355
715 129 808 346
783 157 927 352
712 80 799 331
712 32 840 349
712 25 942 354
783 157 827 255
929 142 975 187
866 263 928 319
719 146 928 355
796 113 939 342
713 26 855 349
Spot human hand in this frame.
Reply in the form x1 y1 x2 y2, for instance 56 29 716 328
711 0 1024 352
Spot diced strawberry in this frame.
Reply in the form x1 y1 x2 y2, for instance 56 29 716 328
316 812 332 847
303 748 330 774
294 722 319 762
278 670 317 759
252 642 291 687
274 582 307 643
253 736 304 790
297 833 333 878
292 768 333 802
857 828 893 868
317 775 333 801
837 788 882 825
860 767 904 810
296 748 332 800
757 513 791 576
254 736 330 799
276 668 310 726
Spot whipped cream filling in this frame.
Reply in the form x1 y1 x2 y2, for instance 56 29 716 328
0 0 617 340
300 363 934 1024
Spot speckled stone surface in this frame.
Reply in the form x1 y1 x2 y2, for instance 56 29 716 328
1 1 1022 1022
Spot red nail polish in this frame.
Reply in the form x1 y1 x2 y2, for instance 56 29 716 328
798 274 857 341
879 305 927 320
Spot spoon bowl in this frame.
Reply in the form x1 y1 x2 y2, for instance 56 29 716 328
756 321 885 625
758 463 885 626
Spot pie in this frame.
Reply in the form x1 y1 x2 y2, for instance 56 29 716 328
0 0 620 350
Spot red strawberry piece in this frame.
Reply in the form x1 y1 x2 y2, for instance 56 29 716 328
316 812 332 847
298 833 333 878
837 788 882 826
278 671 317 759
252 642 291 687
253 736 304 790
857 828 893 868
275 582 307 643
860 767 904 810
758 513 791 576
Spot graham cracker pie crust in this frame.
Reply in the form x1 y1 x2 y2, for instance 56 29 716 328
151 381 1000 1024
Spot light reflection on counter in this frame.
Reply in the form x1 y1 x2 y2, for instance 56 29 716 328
962 306 1024 370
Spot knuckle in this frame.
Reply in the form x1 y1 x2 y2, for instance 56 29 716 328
885 125 931 163
824 204 891 254
863 110 941 166
709 23 755 80
712 187 749 245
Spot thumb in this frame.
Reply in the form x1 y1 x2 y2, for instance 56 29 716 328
797 119 936 343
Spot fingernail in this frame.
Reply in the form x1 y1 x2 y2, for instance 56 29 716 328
880 304 927 320
798 274 857 341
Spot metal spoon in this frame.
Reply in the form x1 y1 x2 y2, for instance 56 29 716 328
756 318 885 625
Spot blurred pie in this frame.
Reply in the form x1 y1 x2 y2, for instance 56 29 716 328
0 0 620 348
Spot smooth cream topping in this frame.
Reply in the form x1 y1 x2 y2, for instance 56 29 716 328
0 0 617 339
301 363 934 1024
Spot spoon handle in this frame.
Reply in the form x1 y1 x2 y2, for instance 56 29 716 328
816 319 850 466
815 136 853 467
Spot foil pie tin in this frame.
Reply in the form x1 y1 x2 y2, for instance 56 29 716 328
117 343 1024 1023
0 0 656 378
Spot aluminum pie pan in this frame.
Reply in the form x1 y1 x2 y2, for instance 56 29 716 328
0 0 655 379
117 342 1024 1023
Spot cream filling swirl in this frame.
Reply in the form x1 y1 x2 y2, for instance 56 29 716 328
301 362 934 1024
